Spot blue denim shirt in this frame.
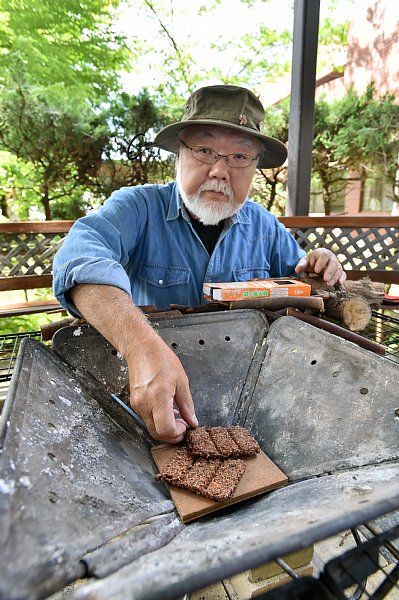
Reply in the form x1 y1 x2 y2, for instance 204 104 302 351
53 181 306 316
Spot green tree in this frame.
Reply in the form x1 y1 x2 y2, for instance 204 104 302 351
332 85 399 200
0 82 180 219
127 0 352 98
98 89 179 196
0 77 111 219
0 0 132 103
251 101 290 214
0 0 138 219
313 86 399 214
312 98 349 215
249 86 399 216
127 0 293 97
0 152 38 219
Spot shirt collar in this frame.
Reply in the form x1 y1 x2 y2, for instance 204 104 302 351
230 206 251 225
166 182 182 221
166 181 252 225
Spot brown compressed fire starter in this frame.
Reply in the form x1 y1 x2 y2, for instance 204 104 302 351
186 425 260 458
156 425 260 502
185 427 219 458
184 457 222 495
155 447 194 485
207 427 241 457
203 459 246 502
156 454 246 502
227 426 261 456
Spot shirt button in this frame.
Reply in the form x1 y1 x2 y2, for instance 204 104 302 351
158 279 164 285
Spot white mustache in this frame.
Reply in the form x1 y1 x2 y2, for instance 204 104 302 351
198 180 233 201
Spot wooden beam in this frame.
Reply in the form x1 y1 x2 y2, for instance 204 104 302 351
0 299 65 318
0 274 53 291
345 271 399 285
0 220 74 234
280 216 399 227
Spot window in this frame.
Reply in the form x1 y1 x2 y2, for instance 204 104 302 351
362 178 394 213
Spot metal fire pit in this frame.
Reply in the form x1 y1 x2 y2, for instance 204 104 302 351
0 309 398 600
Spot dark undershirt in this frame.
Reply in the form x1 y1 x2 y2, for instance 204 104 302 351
189 214 224 256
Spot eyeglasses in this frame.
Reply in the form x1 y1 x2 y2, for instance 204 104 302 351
180 139 259 168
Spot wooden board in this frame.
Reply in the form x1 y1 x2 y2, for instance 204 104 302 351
151 444 288 523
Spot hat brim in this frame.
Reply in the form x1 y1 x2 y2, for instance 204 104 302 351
152 120 287 169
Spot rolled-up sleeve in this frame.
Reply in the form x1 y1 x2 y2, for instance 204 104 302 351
53 188 146 316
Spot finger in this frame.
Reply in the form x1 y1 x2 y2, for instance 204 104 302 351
321 261 340 286
324 274 338 287
332 270 345 287
294 256 309 274
174 376 198 429
134 388 187 443
129 386 177 442
323 259 346 287
151 398 188 444
311 253 331 275
172 410 191 429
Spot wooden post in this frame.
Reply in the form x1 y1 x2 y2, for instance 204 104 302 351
286 0 320 216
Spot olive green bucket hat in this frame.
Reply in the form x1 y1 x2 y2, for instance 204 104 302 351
152 84 287 169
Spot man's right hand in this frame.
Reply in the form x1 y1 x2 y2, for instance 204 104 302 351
126 330 198 443
70 284 198 443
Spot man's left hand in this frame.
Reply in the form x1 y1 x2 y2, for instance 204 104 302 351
295 249 346 287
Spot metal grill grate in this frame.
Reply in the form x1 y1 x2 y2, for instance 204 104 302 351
258 520 399 599
0 331 42 382
322 523 399 599
361 310 399 363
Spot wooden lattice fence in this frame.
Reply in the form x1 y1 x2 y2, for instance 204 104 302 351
1 217 399 297
280 217 399 284
0 221 74 291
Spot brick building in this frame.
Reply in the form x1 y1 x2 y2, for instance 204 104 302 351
262 0 399 215
324 0 399 215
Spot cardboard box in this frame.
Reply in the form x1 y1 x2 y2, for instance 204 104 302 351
203 278 311 303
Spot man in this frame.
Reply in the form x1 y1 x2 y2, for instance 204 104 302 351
53 84 346 444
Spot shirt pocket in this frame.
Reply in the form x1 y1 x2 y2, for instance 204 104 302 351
232 266 270 282
137 262 192 307
139 262 191 287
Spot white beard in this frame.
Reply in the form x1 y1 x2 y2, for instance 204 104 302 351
176 169 243 226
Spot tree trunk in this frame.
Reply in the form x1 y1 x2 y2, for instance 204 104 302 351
299 275 383 331
300 275 384 307
41 181 52 220
322 293 372 331
0 194 8 218
323 185 331 215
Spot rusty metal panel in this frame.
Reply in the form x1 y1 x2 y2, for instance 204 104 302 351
51 310 269 427
244 316 399 479
0 310 398 600
0 340 177 600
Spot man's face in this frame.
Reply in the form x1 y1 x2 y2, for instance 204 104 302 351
176 125 260 225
